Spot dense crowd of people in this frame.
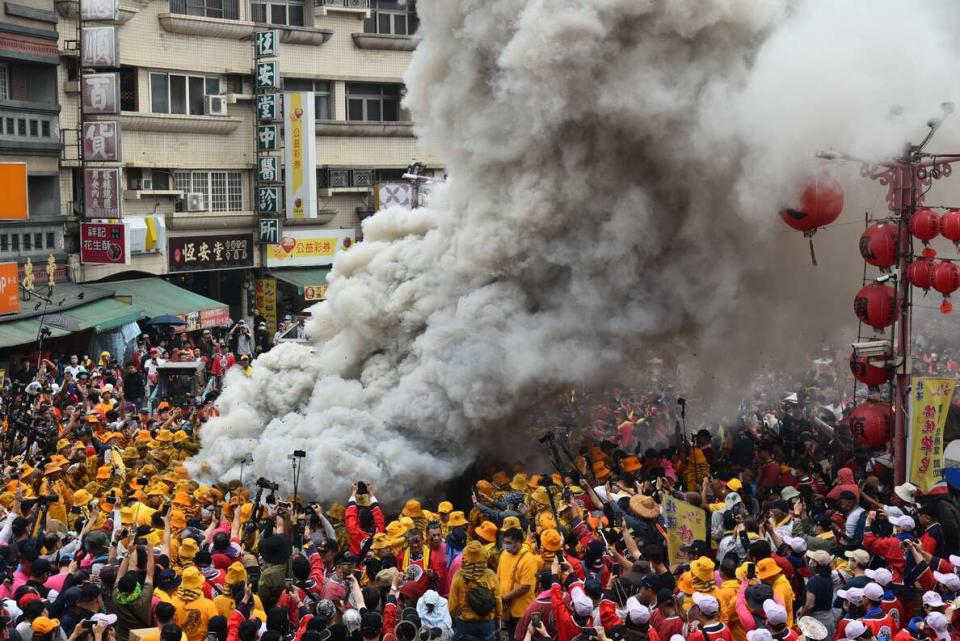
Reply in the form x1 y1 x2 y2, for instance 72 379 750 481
0 333 958 641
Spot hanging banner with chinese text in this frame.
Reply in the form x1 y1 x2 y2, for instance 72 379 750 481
80 222 129 264
662 495 706 567
168 233 254 273
265 228 354 267
909 377 957 493
283 91 317 219
254 278 277 337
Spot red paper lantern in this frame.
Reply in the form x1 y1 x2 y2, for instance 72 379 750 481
780 173 844 233
859 223 898 268
910 208 941 257
933 261 960 296
850 351 892 387
853 283 898 330
942 209 960 244
849 402 892 448
906 259 935 290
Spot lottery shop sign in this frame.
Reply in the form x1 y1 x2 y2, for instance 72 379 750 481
168 233 254 273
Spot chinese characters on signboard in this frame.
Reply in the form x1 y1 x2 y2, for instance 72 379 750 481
259 218 280 245
909 377 957 492
81 26 119 67
168 233 254 272
258 157 279 183
662 495 706 567
80 222 130 265
257 94 280 121
255 61 279 89
81 73 120 114
283 92 317 219
254 278 278 337
255 30 278 57
80 0 119 21
265 228 354 267
83 168 121 218
257 187 280 214
82 121 120 162
257 125 278 151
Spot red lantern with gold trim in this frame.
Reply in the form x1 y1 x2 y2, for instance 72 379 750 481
849 402 892 448
853 283 898 330
859 222 898 269
910 208 941 258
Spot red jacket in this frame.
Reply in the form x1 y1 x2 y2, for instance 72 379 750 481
344 501 386 556
862 533 906 579
862 612 897 641
550 583 585 641
880 597 905 631
688 622 734 641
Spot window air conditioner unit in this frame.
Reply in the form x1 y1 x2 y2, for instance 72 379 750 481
205 94 228 116
140 177 153 190
184 192 205 211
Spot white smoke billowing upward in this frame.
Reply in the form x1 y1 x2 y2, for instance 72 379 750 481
190 0 960 503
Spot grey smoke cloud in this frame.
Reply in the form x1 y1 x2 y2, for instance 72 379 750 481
190 0 960 503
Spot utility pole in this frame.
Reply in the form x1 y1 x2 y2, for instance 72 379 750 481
823 103 960 484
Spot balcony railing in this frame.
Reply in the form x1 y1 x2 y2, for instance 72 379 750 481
316 0 368 8
0 101 60 155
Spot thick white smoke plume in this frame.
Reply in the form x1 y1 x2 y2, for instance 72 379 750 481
191 0 960 503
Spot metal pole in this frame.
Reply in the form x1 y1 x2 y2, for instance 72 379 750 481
892 153 915 486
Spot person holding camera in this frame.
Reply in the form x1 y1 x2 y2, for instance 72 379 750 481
112 531 155 641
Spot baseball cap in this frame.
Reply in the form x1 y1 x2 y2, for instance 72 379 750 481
843 620 867 639
747 632 773 641
762 599 787 625
923 590 946 608
865 568 893 586
692 592 719 616
863 582 884 602
927 611 950 636
805 550 833 566
889 514 916 531
838 490 857 501
933 571 960 592
844 549 870 566
836 588 864 605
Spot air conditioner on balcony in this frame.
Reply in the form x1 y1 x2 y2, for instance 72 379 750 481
205 95 228 116
140 178 153 191
184 192 205 211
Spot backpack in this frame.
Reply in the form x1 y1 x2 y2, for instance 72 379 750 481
466 581 497 617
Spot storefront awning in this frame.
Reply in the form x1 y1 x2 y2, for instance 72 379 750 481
271 268 330 301
108 278 231 330
0 298 146 349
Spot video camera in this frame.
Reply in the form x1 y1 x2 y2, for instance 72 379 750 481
256 477 279 492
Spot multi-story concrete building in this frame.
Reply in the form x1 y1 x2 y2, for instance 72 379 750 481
54 0 438 320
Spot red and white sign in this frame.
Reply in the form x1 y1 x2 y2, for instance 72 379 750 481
80 222 130 265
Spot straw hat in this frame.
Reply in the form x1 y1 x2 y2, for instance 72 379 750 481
500 516 522 532
629 495 660 519
155 429 173 443
71 489 93 508
509 474 528 492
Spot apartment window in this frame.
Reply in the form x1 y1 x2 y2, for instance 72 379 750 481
173 170 243 211
45 232 54 249
120 66 138 111
12 234 20 251
17 119 25 136
33 233 42 249
41 121 50 137
0 63 8 100
251 0 303 26
150 72 221 115
364 0 416 35
0 235 7 252
283 79 331 119
29 120 38 137
346 83 400 122
170 0 238 19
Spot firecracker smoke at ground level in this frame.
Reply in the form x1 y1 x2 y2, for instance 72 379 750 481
189 0 960 504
